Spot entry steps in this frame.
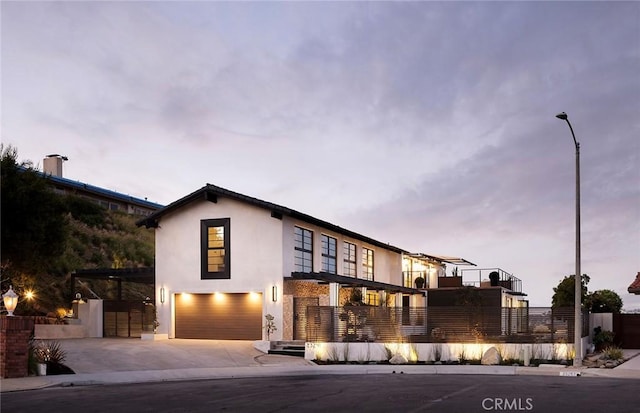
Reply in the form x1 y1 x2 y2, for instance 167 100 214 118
268 340 305 357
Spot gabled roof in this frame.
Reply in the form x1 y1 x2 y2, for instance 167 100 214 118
628 272 640 295
136 184 407 253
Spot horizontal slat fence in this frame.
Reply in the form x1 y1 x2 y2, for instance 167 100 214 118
305 306 587 343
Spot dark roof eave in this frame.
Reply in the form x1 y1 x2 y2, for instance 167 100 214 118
71 267 155 284
289 272 425 295
137 184 406 253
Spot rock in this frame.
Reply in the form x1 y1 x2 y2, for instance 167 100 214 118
587 354 601 362
389 354 408 365
481 347 502 366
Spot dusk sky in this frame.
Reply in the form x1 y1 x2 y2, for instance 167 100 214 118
2 2 638 308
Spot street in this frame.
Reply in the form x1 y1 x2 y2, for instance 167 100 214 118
3 374 638 413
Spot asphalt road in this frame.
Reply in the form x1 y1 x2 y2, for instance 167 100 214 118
4 374 639 413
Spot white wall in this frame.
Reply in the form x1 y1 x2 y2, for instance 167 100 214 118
589 313 613 336
77 299 103 337
154 197 284 339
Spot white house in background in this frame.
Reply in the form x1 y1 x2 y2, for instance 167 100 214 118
137 184 524 341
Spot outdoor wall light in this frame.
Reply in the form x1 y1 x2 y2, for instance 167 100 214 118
2 285 19 316
160 287 165 304
272 285 278 302
72 292 86 304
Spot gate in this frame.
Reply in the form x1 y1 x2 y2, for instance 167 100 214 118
294 297 319 341
613 314 640 348
103 300 154 338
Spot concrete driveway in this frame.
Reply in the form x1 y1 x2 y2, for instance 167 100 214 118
56 338 309 374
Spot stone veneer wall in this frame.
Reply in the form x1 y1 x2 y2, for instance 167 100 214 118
283 280 331 340
0 316 35 378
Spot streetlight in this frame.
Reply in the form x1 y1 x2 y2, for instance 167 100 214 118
555 111 582 367
2 286 19 316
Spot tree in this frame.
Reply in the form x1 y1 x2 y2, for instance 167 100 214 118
586 289 623 313
1 145 69 274
551 274 590 308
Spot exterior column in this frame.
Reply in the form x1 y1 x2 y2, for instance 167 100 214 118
1 316 35 378
395 293 403 307
329 283 340 306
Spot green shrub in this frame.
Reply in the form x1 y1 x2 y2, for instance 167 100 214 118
593 327 615 351
602 346 624 361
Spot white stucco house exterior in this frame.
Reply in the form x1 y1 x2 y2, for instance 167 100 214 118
137 184 526 342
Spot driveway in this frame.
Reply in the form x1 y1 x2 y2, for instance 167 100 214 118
55 338 309 374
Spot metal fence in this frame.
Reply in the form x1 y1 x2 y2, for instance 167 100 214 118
305 306 588 343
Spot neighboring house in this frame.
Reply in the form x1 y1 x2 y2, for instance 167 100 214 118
137 184 528 341
41 154 163 216
628 272 640 295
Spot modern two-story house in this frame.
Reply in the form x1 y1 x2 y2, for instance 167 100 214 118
137 184 527 342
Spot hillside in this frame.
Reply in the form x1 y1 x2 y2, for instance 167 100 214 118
7 206 156 316
1 146 156 316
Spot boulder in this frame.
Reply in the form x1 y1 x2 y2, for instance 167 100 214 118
586 354 602 362
481 347 502 365
389 354 408 365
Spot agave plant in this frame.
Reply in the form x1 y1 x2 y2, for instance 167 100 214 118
30 339 67 364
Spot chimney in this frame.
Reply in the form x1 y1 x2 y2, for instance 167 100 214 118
43 154 68 177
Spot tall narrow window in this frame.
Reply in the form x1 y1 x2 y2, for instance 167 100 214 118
321 235 337 274
201 218 230 279
343 242 357 277
362 247 374 281
294 226 313 273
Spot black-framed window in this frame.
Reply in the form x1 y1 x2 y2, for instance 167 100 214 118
294 226 313 273
366 291 379 306
362 247 374 281
201 218 230 279
343 241 357 277
321 234 337 274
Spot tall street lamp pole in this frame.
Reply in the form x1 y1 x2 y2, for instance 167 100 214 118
555 111 582 367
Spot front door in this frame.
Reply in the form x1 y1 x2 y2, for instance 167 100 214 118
294 297 319 340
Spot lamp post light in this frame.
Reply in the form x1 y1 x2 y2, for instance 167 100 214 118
2 285 19 316
555 111 582 367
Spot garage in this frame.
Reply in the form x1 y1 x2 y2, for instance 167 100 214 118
175 292 263 340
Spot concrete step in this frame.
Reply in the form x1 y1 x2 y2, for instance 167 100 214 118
268 340 306 357
268 348 305 357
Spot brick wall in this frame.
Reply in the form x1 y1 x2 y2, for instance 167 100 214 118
0 316 35 378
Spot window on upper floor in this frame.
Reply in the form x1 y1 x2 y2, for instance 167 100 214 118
201 218 230 279
321 234 337 274
294 226 313 273
343 241 357 277
362 247 374 281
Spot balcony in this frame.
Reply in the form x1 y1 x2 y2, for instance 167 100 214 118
459 268 523 294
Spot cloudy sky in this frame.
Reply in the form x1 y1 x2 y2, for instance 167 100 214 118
2 1 639 308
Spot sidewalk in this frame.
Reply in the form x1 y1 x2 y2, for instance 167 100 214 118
1 340 639 393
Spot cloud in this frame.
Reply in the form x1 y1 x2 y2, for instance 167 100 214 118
2 1 638 307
